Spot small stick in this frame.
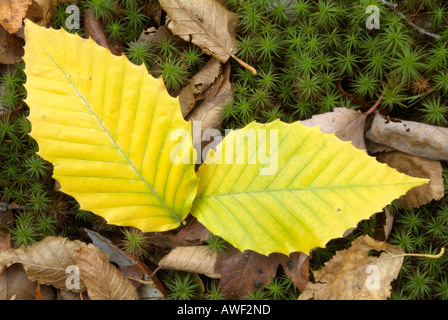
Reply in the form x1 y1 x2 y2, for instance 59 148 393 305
0 201 31 211
381 0 441 39
365 93 385 116
126 277 155 286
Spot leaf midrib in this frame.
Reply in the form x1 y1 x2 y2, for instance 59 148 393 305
196 181 422 199
31 30 180 223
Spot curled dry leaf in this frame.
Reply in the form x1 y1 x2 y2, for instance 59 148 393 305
0 233 56 301
0 236 101 292
158 246 220 278
299 235 404 300
25 0 51 27
0 0 32 34
180 57 222 117
186 61 232 165
376 151 444 210
159 0 238 64
0 264 49 300
366 113 448 161
74 247 139 300
301 107 367 151
185 60 231 127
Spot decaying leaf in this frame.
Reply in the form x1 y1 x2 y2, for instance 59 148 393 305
74 247 139 300
180 57 222 117
279 252 309 292
0 26 22 64
301 107 367 151
0 264 55 300
25 0 51 27
0 236 101 292
158 245 219 278
184 60 233 164
84 10 122 56
299 236 404 300
159 0 238 63
185 60 231 130
0 0 32 34
215 246 309 299
173 217 211 244
0 232 11 277
366 113 448 161
376 151 444 209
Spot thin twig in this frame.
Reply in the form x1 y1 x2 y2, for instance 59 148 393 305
365 93 385 116
381 0 441 39
0 201 31 211
126 276 155 286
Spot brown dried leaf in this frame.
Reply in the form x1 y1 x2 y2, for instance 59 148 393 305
75 247 139 300
187 61 232 165
25 0 51 27
84 10 122 56
158 246 219 278
0 0 32 34
0 25 22 64
159 0 238 63
0 232 11 277
0 236 100 292
366 113 448 160
299 236 404 300
215 246 308 299
301 107 367 151
0 264 39 300
173 217 211 244
376 151 444 209
278 252 309 292
180 57 222 117
185 60 231 128
0 264 55 300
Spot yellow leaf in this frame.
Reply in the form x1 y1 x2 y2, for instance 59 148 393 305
191 120 427 256
23 20 199 231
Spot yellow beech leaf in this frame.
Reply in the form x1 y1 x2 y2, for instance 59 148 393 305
191 120 428 256
23 20 199 231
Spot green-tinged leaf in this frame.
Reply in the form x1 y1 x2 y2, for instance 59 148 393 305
23 20 199 232
191 120 427 256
